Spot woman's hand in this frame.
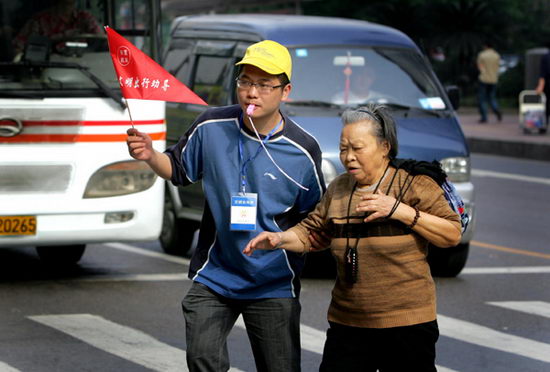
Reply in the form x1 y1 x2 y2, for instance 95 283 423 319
243 231 281 256
356 190 398 222
358 190 461 247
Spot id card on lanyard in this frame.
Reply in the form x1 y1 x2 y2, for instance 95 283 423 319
230 193 258 231
230 114 282 231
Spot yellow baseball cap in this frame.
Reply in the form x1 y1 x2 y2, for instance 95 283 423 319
236 40 292 81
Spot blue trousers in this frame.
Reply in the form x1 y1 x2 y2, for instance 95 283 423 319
478 82 501 122
182 282 301 372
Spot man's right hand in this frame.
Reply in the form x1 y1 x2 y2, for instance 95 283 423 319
127 128 154 161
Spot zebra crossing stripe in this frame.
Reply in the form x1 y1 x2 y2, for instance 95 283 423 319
438 314 550 363
0 362 22 372
462 266 550 274
28 314 245 372
234 317 325 354
234 317 458 372
105 242 550 276
77 273 188 282
471 169 550 185
26 308 550 370
487 301 550 319
105 242 191 265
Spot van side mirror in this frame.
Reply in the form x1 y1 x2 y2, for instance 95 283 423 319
445 85 460 110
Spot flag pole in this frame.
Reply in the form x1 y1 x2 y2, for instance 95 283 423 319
125 99 135 129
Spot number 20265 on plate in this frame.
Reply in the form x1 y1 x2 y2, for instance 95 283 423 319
0 216 37 236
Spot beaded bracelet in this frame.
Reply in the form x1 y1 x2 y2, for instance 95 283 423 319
408 207 420 229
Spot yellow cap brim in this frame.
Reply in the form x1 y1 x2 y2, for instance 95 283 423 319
236 57 290 80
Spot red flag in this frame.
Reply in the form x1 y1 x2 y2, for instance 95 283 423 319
105 26 207 105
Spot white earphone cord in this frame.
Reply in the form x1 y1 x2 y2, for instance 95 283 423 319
248 116 309 191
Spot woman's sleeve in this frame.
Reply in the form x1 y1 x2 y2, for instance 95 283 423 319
288 184 333 250
407 175 461 229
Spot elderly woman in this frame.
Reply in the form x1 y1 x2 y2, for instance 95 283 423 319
243 104 462 372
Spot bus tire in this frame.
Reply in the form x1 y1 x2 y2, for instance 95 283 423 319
427 243 469 277
160 194 199 256
36 244 86 265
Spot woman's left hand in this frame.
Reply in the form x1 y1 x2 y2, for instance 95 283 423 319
356 190 398 223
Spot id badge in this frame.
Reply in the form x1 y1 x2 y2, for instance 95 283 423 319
230 193 258 231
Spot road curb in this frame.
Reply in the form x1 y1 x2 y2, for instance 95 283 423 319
466 137 550 161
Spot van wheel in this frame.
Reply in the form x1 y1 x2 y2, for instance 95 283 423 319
427 243 469 277
36 245 86 265
160 194 199 256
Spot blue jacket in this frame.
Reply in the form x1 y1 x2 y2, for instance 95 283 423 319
165 105 325 299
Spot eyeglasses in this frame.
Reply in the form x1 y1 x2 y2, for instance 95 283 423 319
235 78 284 94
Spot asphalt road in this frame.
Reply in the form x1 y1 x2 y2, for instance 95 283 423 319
0 153 549 372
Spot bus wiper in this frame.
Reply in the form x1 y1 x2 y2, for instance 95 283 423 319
380 102 446 118
284 100 343 109
77 66 126 110
0 91 44 99
1 61 125 110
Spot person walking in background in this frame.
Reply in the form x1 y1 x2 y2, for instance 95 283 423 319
126 40 326 372
244 104 462 372
535 44 550 124
477 42 502 123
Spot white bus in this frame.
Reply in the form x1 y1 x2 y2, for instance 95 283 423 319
0 0 165 264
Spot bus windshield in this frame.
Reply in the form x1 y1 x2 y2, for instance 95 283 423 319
0 0 154 95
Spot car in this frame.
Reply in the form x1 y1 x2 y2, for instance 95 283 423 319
160 14 475 277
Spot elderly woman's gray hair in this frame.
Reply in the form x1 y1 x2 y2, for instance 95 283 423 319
341 103 398 159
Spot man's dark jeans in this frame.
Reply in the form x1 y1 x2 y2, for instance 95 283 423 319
182 282 301 372
478 82 501 122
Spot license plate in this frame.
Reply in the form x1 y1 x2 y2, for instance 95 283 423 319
0 216 37 236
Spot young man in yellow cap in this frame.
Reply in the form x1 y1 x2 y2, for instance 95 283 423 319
126 40 325 371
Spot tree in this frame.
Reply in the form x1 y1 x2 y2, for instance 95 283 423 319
303 0 550 97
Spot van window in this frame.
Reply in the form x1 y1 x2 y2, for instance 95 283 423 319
193 55 232 105
289 47 446 110
164 39 194 85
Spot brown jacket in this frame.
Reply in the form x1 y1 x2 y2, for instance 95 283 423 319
290 168 461 328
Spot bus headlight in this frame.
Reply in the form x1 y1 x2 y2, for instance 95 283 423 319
83 161 157 198
322 159 338 186
440 157 470 183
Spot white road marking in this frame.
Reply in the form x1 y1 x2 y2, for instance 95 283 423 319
105 242 550 276
235 316 326 355
235 317 458 372
472 169 550 186
25 265 550 284
98 243 550 368
432 365 458 372
461 266 550 274
77 273 189 282
487 301 550 319
105 243 550 276
0 362 22 372
438 314 550 363
105 242 191 265
29 314 245 372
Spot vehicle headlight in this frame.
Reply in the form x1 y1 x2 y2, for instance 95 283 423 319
440 157 470 183
322 159 338 186
83 160 157 198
